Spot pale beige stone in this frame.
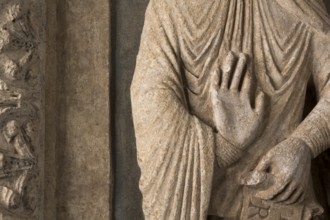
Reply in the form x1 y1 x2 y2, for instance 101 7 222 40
131 0 330 219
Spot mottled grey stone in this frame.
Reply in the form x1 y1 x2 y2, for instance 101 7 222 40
55 0 111 219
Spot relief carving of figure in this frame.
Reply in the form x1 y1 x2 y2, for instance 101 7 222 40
131 0 330 219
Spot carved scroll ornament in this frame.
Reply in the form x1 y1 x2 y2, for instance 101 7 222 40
0 0 43 217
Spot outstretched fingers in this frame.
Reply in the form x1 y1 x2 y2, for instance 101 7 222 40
221 52 236 89
255 91 266 115
210 69 222 130
210 68 221 92
230 53 247 90
241 69 252 93
210 69 221 106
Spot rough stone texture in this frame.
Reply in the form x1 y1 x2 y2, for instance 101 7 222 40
43 0 56 219
35 0 330 219
56 0 111 219
0 0 44 219
131 0 330 219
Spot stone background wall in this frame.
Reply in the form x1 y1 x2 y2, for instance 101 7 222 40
112 0 147 219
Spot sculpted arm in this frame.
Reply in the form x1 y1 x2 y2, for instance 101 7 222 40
290 36 330 157
290 84 330 157
130 1 249 218
251 36 330 204
131 22 241 172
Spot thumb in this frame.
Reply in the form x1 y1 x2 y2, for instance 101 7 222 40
255 154 272 173
210 68 221 91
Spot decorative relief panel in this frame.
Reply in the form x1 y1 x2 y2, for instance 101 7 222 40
0 0 43 218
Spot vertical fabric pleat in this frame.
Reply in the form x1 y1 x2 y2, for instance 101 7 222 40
132 0 330 219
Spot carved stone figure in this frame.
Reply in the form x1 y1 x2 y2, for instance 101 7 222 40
131 0 330 219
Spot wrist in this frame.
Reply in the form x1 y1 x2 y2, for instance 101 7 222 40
288 136 318 159
214 132 243 167
285 137 314 159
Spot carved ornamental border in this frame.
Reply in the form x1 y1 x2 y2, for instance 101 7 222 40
0 0 43 218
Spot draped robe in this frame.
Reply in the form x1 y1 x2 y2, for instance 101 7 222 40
131 0 330 219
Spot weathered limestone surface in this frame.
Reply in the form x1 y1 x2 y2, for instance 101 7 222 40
27 0 330 219
55 0 111 219
0 0 44 219
43 0 56 219
131 0 330 219
40 0 330 219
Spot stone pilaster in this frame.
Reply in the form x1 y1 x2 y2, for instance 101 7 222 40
56 0 111 219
